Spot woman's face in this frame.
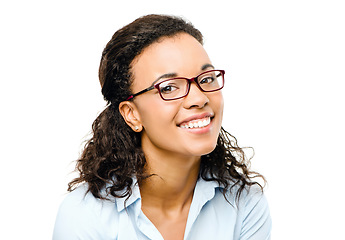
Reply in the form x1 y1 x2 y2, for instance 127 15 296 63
125 33 224 159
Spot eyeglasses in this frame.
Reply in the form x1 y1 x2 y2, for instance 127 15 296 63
126 69 225 101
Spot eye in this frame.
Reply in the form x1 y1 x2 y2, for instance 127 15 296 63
159 82 179 94
199 76 215 85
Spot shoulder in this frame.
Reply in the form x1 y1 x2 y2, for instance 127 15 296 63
53 185 119 240
233 185 272 239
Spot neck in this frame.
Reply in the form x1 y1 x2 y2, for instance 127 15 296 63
139 154 201 214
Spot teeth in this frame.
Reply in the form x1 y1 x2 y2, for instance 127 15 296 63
180 117 211 129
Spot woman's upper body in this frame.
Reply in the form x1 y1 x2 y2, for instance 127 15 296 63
53 14 271 240
53 179 271 240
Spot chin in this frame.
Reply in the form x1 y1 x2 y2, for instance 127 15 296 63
188 142 217 157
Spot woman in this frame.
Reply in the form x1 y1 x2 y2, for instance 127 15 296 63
53 14 271 240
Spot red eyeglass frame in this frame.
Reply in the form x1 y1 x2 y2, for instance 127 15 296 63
126 69 225 101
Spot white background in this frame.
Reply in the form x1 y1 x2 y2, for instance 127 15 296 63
1 0 344 239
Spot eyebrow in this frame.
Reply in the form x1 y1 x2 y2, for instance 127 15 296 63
201 63 215 71
154 73 178 84
152 63 215 85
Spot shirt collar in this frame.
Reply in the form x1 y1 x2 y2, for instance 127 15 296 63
115 180 141 212
194 177 220 202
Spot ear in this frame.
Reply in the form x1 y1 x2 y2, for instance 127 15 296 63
119 101 143 132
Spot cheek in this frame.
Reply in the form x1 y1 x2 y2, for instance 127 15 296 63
212 93 224 120
139 101 182 152
138 100 179 133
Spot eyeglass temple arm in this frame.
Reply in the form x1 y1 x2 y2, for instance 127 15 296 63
126 86 155 100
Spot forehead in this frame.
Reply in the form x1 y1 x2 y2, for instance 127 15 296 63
130 33 211 90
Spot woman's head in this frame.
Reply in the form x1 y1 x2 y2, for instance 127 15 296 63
119 33 224 160
99 14 223 159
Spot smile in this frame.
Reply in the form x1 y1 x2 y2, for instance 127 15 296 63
179 117 211 129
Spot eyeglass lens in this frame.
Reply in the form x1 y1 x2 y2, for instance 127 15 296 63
157 70 224 100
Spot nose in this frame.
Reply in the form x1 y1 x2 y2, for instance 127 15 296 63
183 82 209 109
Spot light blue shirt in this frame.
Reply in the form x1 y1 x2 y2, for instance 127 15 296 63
53 178 271 239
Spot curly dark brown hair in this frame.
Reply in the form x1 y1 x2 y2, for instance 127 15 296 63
68 14 265 202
